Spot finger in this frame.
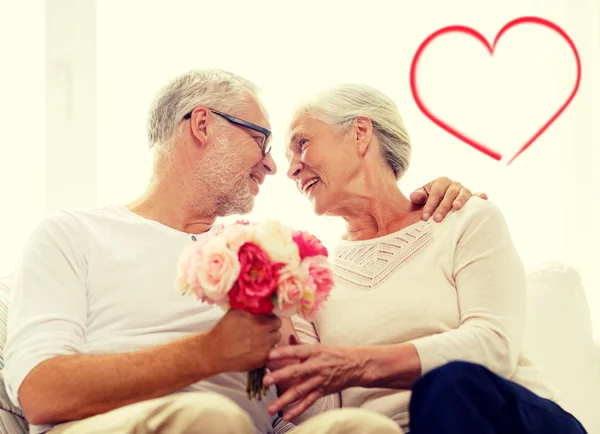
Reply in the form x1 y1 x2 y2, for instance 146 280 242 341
268 335 300 369
431 185 461 222
267 356 300 372
271 316 283 331
225 308 243 318
264 356 329 387
282 389 323 421
451 187 473 210
422 178 451 220
264 362 312 386
269 331 282 347
258 315 282 331
267 375 324 416
269 344 316 361
409 188 428 206
474 192 488 200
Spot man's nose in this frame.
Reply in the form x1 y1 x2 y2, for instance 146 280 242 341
262 153 277 175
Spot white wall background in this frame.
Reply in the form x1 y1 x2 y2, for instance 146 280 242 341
1 0 599 337
0 0 45 278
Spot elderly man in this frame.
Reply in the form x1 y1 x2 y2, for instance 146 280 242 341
4 69 481 434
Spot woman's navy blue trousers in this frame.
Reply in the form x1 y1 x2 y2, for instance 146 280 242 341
409 361 587 434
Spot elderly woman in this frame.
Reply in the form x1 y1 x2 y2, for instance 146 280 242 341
264 84 587 434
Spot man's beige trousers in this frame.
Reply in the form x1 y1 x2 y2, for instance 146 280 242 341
48 392 404 434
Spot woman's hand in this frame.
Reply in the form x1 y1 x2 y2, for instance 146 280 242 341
410 177 488 222
264 343 368 420
266 335 303 396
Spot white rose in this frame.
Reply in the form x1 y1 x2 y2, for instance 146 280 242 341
252 220 300 266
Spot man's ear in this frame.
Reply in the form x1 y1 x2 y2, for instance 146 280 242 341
354 116 373 157
189 107 211 147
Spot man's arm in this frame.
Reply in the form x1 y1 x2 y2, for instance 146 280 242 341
4 213 281 425
19 309 281 426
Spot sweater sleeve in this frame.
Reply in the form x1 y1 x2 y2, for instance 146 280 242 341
3 212 89 408
411 200 527 379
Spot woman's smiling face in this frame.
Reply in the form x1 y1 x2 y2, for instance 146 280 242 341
286 114 362 216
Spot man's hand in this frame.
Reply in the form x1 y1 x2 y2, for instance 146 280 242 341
410 177 488 222
207 309 282 372
17 311 281 426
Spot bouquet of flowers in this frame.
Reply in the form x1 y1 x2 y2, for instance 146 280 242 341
175 220 334 399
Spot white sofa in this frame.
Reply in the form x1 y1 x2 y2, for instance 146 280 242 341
0 262 598 433
523 262 600 433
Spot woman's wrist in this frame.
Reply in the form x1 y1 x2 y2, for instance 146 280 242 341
358 343 422 389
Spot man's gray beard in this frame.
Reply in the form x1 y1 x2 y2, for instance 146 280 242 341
202 137 255 217
214 178 254 216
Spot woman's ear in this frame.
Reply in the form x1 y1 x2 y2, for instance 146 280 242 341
354 116 373 156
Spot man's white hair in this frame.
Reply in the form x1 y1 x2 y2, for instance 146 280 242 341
294 84 411 180
147 69 262 150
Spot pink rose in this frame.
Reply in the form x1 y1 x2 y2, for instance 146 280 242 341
292 230 328 259
175 241 206 298
299 256 334 320
192 237 240 304
228 242 281 314
273 266 304 317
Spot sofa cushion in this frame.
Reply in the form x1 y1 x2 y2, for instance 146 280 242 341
523 262 600 434
0 370 27 433
0 276 11 369
0 276 28 432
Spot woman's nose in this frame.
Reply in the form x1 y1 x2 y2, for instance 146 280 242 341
287 159 302 179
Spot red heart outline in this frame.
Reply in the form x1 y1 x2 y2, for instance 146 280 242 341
410 16 581 165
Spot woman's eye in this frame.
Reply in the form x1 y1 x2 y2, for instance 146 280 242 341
298 139 308 150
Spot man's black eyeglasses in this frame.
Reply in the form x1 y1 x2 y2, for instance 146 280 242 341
183 108 272 157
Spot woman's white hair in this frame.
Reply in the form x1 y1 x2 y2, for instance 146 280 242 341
295 84 411 179
147 69 262 150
